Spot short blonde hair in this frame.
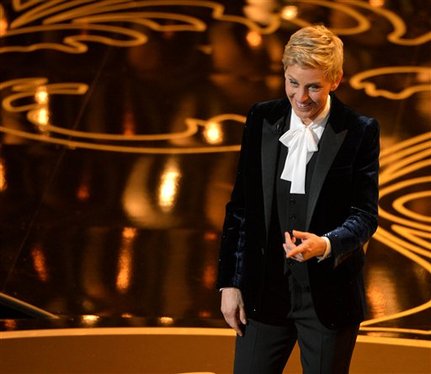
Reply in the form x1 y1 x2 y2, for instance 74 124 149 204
282 25 343 84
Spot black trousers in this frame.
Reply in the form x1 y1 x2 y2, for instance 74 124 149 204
234 283 359 374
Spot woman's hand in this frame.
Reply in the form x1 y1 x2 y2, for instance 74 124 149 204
221 287 247 336
283 230 327 261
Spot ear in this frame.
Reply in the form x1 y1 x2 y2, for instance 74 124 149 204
331 73 343 91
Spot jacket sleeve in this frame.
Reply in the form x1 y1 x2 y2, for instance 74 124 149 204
216 105 256 289
325 117 380 268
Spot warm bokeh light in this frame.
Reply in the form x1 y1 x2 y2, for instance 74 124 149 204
116 227 137 293
369 0 385 7
35 86 49 105
158 164 181 211
122 109 136 136
76 172 91 201
34 107 50 128
76 182 90 201
159 316 174 325
0 157 7 192
123 227 138 240
33 87 50 130
243 0 277 25
281 5 298 21
198 310 211 318
203 231 218 241
0 6 8 36
246 30 262 48
121 313 134 318
81 315 100 325
31 244 48 282
203 121 223 145
3 320 17 330
202 264 216 289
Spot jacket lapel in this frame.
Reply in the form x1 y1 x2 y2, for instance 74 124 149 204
261 115 286 237
305 102 347 230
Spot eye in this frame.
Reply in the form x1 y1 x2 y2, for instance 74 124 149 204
308 85 321 92
289 80 298 87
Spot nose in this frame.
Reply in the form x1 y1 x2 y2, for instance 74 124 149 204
296 87 309 102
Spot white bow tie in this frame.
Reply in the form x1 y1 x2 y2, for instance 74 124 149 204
279 124 320 194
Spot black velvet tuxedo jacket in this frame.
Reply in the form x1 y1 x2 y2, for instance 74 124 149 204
217 95 380 329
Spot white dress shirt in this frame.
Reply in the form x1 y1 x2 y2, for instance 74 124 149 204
279 96 332 261
279 95 331 194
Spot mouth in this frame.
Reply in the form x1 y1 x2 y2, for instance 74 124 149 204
295 101 312 110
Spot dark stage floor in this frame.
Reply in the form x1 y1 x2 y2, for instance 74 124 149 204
0 0 430 361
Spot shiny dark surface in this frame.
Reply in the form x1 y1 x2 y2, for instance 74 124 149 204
0 0 430 344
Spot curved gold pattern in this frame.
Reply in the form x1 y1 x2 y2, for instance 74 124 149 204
2 74 428 155
350 67 431 100
0 77 245 153
0 0 280 54
1 0 430 55
288 0 371 34
341 0 431 45
393 191 431 224
361 133 431 330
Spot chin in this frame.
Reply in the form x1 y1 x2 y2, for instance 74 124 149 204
295 110 313 120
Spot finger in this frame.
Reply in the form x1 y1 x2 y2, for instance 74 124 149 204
293 253 305 262
239 306 247 325
222 308 246 336
283 242 295 257
292 230 308 239
229 318 244 336
287 252 305 262
286 244 305 258
284 231 293 245
285 231 297 247
286 249 300 258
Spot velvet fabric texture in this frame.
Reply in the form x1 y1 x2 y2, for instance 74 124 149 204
217 95 380 329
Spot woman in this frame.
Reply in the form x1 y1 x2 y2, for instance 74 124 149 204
217 25 380 373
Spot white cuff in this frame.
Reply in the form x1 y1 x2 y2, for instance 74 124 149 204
317 235 331 262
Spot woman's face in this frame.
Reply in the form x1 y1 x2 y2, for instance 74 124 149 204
284 64 341 125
